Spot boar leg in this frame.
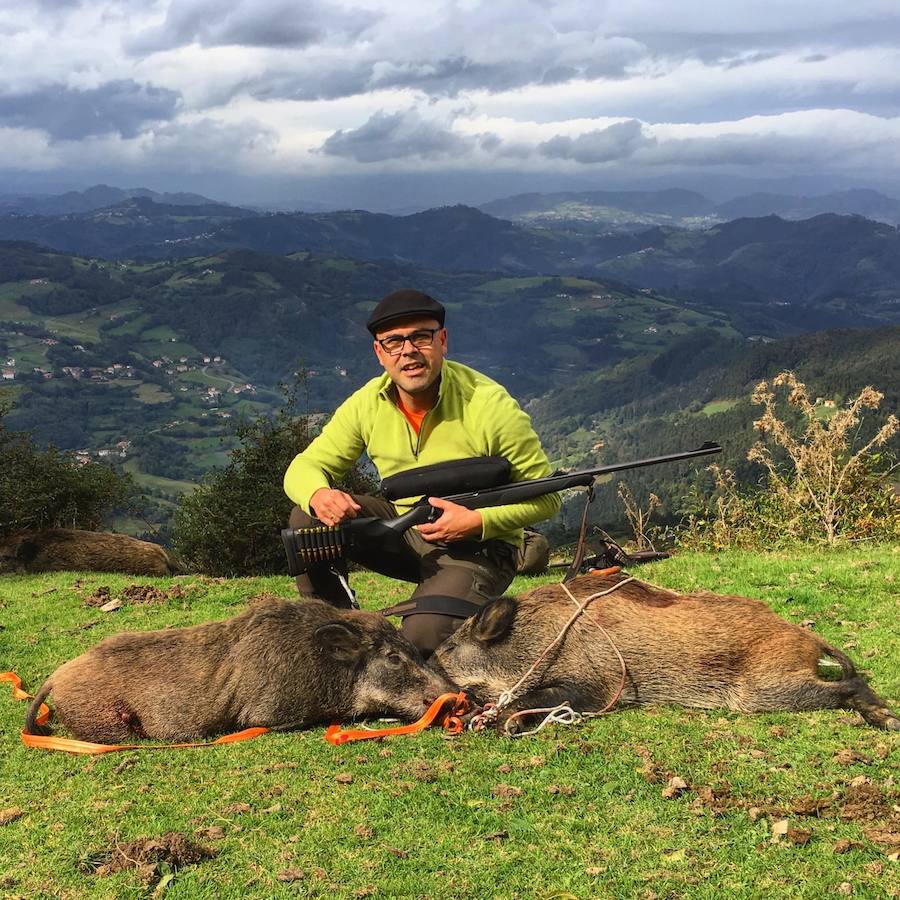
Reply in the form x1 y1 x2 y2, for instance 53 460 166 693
744 675 900 730
57 698 147 743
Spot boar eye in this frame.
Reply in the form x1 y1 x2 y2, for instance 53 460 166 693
386 652 403 667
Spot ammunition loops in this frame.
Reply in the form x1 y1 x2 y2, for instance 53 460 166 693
297 525 345 563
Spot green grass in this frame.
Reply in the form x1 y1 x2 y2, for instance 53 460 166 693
122 459 198 494
134 383 174 404
702 399 739 416
1 547 898 897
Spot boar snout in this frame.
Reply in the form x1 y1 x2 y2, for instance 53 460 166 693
351 628 456 721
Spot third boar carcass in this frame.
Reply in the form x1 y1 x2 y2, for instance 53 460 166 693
0 529 178 576
431 573 899 732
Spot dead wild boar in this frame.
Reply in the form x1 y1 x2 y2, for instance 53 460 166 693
26 598 454 742
0 529 178 576
431 573 900 732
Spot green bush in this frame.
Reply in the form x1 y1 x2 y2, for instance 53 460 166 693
0 406 134 536
172 382 374 576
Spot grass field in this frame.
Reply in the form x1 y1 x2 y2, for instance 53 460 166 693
1 548 898 898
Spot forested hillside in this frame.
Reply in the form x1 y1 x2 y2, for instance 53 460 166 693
3 203 900 342
530 326 900 541
2 232 897 540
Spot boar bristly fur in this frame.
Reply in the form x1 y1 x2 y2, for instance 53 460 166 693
0 529 178 576
26 598 453 742
431 573 899 732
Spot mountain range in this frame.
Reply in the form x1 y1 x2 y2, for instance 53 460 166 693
480 188 900 229
2 200 899 339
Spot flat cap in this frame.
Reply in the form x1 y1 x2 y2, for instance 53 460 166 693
366 289 445 336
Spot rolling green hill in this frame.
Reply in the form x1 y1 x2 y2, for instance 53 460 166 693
2 240 897 541
0 243 737 525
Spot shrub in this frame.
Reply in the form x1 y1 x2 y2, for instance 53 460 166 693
172 381 374 576
679 373 900 549
0 406 133 536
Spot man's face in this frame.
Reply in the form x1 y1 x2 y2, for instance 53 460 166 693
373 316 447 397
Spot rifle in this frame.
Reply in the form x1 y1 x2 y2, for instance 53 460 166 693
281 441 722 576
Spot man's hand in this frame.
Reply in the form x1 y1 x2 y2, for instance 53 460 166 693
309 488 362 526
416 497 483 543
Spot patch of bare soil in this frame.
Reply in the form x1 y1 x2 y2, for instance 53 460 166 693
121 584 169 604
82 583 180 608
82 586 113 607
80 832 217 886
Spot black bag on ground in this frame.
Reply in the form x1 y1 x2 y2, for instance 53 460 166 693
380 456 511 501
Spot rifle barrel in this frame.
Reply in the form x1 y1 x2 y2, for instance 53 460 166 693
442 441 722 510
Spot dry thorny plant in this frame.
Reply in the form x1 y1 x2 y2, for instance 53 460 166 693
749 372 898 544
617 481 662 551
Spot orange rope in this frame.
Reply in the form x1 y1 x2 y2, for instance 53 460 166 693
324 691 470 745
3 670 270 755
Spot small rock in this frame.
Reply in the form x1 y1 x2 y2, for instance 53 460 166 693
662 777 689 799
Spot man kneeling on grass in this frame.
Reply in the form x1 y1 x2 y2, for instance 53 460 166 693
283 288 559 656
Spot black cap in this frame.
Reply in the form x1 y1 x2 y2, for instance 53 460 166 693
366 289 445 336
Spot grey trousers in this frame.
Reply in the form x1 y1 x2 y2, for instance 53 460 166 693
288 494 518 656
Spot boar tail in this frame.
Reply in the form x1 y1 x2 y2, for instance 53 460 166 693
819 644 857 680
25 677 54 737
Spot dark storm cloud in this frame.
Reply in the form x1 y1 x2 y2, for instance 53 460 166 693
240 64 376 103
621 17 900 67
367 52 636 96
646 131 827 168
128 0 379 53
539 120 655 164
320 110 476 163
237 46 639 105
0 79 180 140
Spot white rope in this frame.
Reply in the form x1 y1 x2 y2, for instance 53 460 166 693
473 575 635 737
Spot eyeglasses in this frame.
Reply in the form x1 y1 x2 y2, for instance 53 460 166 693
376 327 441 356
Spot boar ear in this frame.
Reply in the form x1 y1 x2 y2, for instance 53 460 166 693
472 596 517 645
315 622 364 663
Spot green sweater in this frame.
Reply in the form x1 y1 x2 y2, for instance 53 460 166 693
283 360 560 546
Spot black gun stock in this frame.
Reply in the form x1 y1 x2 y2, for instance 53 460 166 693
281 442 722 575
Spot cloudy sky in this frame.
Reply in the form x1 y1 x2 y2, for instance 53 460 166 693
2 0 900 208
